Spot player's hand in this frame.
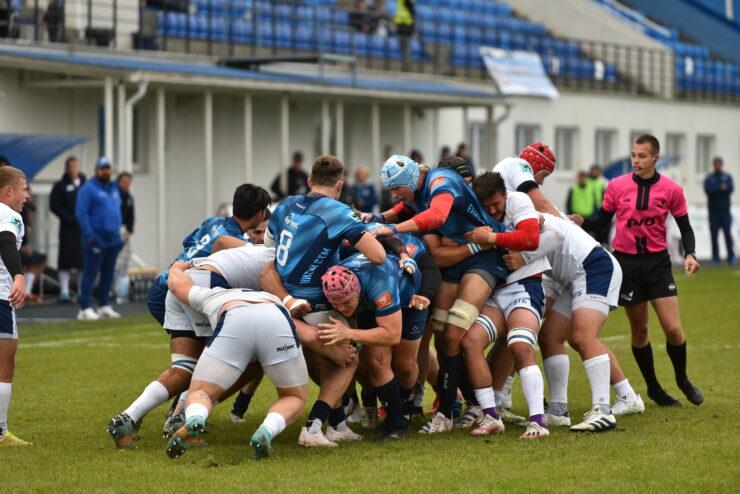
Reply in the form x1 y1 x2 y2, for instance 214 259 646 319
362 212 383 224
318 316 353 345
538 214 545 230
684 254 700 276
400 256 417 275
170 260 189 272
408 294 430 311
503 251 526 270
372 227 395 238
9 274 25 309
331 342 358 367
284 295 311 319
463 226 492 245
568 214 584 226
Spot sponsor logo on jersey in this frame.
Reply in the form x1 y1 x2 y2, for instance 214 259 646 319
518 161 533 175
349 211 361 222
626 218 655 227
375 292 392 309
466 203 484 224
430 177 445 190
284 214 299 229
405 245 417 257
300 247 333 285
195 321 210 328
10 217 21 234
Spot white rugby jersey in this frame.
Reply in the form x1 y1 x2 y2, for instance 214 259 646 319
188 286 282 330
493 157 537 192
0 202 24 300
189 244 275 289
501 192 550 284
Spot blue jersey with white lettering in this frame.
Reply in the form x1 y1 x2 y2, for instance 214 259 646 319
338 223 429 261
154 216 244 288
408 168 504 244
269 193 367 302
341 253 420 318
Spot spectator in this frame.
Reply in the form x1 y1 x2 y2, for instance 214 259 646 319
439 145 451 161
42 0 64 42
352 166 378 213
19 192 47 303
338 169 355 207
349 0 371 33
566 171 600 241
75 156 124 321
587 164 609 244
270 151 309 200
393 0 416 71
704 156 735 265
368 0 390 37
114 172 134 301
50 156 85 302
410 149 423 164
456 143 475 176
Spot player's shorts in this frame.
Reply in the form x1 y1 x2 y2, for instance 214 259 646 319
401 307 427 341
194 304 307 389
163 269 231 338
441 249 509 290
547 248 622 318
486 276 545 323
0 300 17 340
612 249 676 307
147 280 168 326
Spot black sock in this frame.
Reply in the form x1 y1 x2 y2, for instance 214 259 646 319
632 343 662 393
400 386 414 418
230 391 253 418
305 400 332 430
375 378 404 429
361 388 377 408
329 406 346 428
666 341 688 383
459 366 478 406
341 393 350 409
437 353 464 419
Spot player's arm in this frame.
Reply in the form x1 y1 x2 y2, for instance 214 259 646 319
576 207 615 231
293 319 357 367
415 252 441 301
0 231 24 308
464 218 540 251
258 260 311 318
319 311 402 346
167 260 195 304
354 232 387 265
212 235 247 253
423 232 484 269
502 225 563 270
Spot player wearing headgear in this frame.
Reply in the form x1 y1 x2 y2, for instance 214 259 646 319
462 172 549 438
263 155 386 447
370 155 509 435
319 252 438 441
493 143 561 217
164 261 308 460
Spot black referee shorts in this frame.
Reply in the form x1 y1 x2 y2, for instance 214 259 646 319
612 250 677 306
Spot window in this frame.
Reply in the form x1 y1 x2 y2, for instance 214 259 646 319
665 133 685 168
696 135 716 174
594 129 617 168
470 122 486 173
630 130 650 146
515 124 541 155
555 127 578 171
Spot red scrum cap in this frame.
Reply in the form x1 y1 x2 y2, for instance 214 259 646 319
519 143 556 175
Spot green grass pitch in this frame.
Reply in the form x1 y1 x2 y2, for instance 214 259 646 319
2 267 739 493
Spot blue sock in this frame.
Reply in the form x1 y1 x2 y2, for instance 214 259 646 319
231 392 253 418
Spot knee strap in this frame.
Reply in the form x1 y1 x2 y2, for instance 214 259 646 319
430 308 448 332
171 353 198 374
474 314 497 345
446 299 479 331
507 328 537 349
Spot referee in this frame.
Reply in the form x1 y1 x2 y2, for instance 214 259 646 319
571 134 703 407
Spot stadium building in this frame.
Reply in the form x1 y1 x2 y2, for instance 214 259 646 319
0 0 738 272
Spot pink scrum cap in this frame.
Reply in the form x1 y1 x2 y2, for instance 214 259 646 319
321 265 361 303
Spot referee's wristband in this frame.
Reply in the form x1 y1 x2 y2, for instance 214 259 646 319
467 243 482 255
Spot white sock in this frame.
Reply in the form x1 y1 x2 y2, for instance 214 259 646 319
493 389 504 407
584 354 611 408
185 402 210 422
261 412 286 438
59 270 70 295
333 419 348 432
24 272 35 294
123 381 170 423
503 375 515 395
0 382 10 437
173 390 189 415
473 387 497 410
612 378 638 402
543 354 570 404
518 365 545 417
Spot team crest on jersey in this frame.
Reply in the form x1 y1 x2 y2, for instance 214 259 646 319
349 211 361 222
284 214 299 228
430 177 445 190
375 292 392 309
10 217 22 233
518 161 533 174
405 245 417 257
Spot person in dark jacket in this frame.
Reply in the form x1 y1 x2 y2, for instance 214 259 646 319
50 156 85 302
270 151 309 200
704 156 735 266
75 156 124 321
118 172 134 240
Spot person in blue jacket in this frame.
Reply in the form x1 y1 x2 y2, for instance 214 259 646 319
74 157 124 320
704 156 735 265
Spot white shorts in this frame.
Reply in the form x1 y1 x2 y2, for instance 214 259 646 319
486 277 545 324
0 301 17 340
163 269 229 337
548 249 622 318
193 348 308 390
202 303 303 371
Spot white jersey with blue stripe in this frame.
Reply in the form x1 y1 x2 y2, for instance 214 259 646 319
0 202 23 300
189 244 275 289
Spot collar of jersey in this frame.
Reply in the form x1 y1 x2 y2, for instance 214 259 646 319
632 172 660 186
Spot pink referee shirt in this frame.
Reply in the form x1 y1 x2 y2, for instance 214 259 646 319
602 173 688 255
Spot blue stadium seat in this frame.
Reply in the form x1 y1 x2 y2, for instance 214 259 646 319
231 19 252 43
256 23 273 45
275 23 292 47
332 10 349 25
334 30 351 53
295 24 315 50
352 32 370 56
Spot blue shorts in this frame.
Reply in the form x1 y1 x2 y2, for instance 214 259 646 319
147 281 168 327
0 300 17 340
441 249 509 290
401 307 427 341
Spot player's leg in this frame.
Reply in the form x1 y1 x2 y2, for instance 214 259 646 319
0 331 29 446
96 245 121 318
78 243 104 318
720 211 735 263
413 320 434 415
363 345 407 441
651 296 703 405
488 337 523 423
166 377 224 459
607 345 644 415
540 309 572 427
392 335 421 419
709 212 720 264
